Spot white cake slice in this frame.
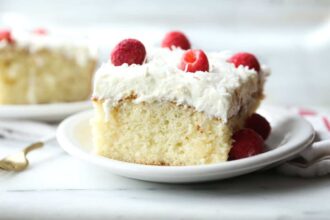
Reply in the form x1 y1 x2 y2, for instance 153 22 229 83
91 47 269 166
0 29 97 104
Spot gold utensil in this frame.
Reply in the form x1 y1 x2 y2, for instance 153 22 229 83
0 142 44 171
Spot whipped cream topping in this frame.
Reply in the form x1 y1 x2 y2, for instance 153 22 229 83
93 48 269 121
0 30 97 66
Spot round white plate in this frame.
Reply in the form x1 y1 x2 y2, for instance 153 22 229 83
0 101 92 122
56 106 315 183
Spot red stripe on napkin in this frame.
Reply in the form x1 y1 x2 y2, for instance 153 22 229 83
298 108 317 116
322 116 330 131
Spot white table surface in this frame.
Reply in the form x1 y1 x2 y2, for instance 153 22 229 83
1 137 330 220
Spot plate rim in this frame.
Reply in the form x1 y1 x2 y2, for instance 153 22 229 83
0 100 91 111
0 100 92 121
56 106 315 179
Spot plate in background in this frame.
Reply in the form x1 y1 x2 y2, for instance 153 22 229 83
0 101 92 122
56 105 315 183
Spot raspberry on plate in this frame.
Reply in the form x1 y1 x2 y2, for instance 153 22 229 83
111 39 146 66
245 113 271 140
0 29 14 44
227 52 260 72
178 49 209 73
161 31 191 50
229 128 264 160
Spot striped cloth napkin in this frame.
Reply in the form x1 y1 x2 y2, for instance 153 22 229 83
277 108 330 177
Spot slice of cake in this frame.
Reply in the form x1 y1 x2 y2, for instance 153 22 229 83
0 29 97 104
91 34 269 166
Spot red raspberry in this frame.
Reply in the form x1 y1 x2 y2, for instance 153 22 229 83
33 28 47 35
110 39 146 66
161 31 191 50
227 52 260 72
229 128 264 160
245 113 271 140
178 49 209 73
0 29 14 44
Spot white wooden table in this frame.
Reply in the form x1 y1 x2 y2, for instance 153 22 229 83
0 137 330 220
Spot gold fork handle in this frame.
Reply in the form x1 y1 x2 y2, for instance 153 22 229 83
23 142 44 155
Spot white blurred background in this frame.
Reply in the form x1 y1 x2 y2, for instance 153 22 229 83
1 0 330 108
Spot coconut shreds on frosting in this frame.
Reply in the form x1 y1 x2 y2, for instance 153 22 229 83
92 48 269 122
0 30 97 66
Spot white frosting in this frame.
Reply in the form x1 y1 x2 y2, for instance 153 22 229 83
0 30 97 66
93 48 269 121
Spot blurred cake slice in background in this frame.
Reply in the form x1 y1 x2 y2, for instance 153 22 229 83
91 35 269 166
0 29 97 104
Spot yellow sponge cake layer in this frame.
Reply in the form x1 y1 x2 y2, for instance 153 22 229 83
0 46 96 104
92 94 261 166
92 99 232 165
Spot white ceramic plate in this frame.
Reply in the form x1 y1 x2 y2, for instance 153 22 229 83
0 101 92 122
56 106 315 183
